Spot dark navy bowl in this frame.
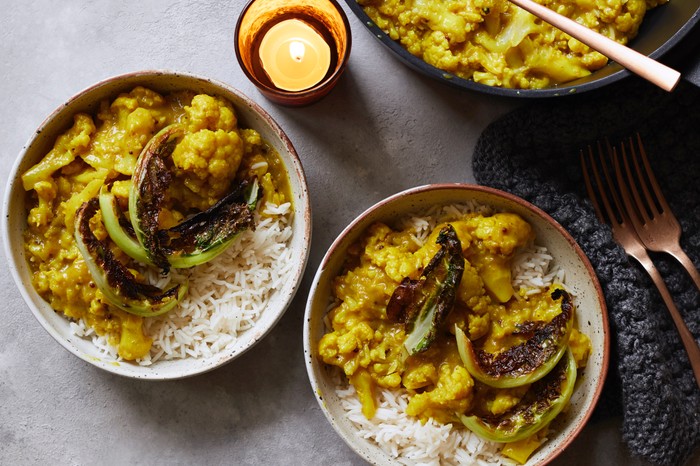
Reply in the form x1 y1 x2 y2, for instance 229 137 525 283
344 0 700 97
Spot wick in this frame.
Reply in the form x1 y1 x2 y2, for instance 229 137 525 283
289 40 306 62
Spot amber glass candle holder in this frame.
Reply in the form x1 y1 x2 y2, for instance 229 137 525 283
235 0 351 106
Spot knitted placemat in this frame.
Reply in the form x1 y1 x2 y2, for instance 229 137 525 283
472 77 700 466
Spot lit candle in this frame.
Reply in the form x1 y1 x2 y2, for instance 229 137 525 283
258 19 332 92
235 0 351 106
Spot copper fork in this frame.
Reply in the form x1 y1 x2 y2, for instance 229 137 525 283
581 142 700 388
615 134 700 290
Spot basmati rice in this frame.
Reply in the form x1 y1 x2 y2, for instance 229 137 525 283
71 202 294 365
336 381 513 466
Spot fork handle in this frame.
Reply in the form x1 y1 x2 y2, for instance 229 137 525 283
667 245 700 291
633 252 700 388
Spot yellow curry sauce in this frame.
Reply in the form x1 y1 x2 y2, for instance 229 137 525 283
318 211 591 462
22 87 288 361
359 0 667 89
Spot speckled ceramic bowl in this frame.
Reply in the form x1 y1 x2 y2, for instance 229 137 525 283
304 184 609 465
3 70 311 380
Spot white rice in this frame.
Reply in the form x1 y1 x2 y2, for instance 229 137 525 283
71 202 294 365
331 203 567 465
337 382 513 466
511 246 567 297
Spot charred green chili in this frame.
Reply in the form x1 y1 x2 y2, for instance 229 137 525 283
456 288 574 388
102 178 259 269
386 224 465 355
99 185 153 266
74 198 187 317
459 346 577 443
129 124 183 271
162 178 259 268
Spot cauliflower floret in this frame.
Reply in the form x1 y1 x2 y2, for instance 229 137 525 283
485 385 529 415
185 94 237 132
412 0 469 43
403 361 438 390
22 114 95 191
406 362 474 424
241 128 263 154
421 31 461 72
362 222 423 282
171 128 245 206
612 0 647 37
525 45 592 83
105 86 168 134
109 86 166 113
468 213 533 256
125 107 157 142
467 310 491 340
27 180 57 229
476 6 540 54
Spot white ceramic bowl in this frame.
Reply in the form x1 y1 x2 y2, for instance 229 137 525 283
3 70 311 379
304 184 609 465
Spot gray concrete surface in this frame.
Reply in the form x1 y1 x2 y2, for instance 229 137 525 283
0 1 683 465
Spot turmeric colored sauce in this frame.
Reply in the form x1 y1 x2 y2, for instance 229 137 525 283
359 0 666 89
318 209 591 462
23 87 290 361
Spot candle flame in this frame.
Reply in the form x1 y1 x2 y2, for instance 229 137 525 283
289 40 306 62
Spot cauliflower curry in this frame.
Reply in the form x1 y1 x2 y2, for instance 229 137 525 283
22 87 289 361
359 0 668 89
318 211 591 463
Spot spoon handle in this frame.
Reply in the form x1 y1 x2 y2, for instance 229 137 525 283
508 0 681 92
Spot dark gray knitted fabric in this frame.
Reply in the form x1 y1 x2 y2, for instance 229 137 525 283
472 77 700 466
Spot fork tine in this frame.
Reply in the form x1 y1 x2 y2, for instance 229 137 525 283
614 143 647 231
634 133 672 214
580 147 606 224
600 140 629 225
618 139 651 224
621 137 660 223
581 142 619 226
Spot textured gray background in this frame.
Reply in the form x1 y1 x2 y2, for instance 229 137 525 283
0 1 685 465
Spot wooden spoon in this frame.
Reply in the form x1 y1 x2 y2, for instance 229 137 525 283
509 0 681 92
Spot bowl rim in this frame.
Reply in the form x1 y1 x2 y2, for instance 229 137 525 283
2 69 312 380
303 182 610 464
342 0 700 98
